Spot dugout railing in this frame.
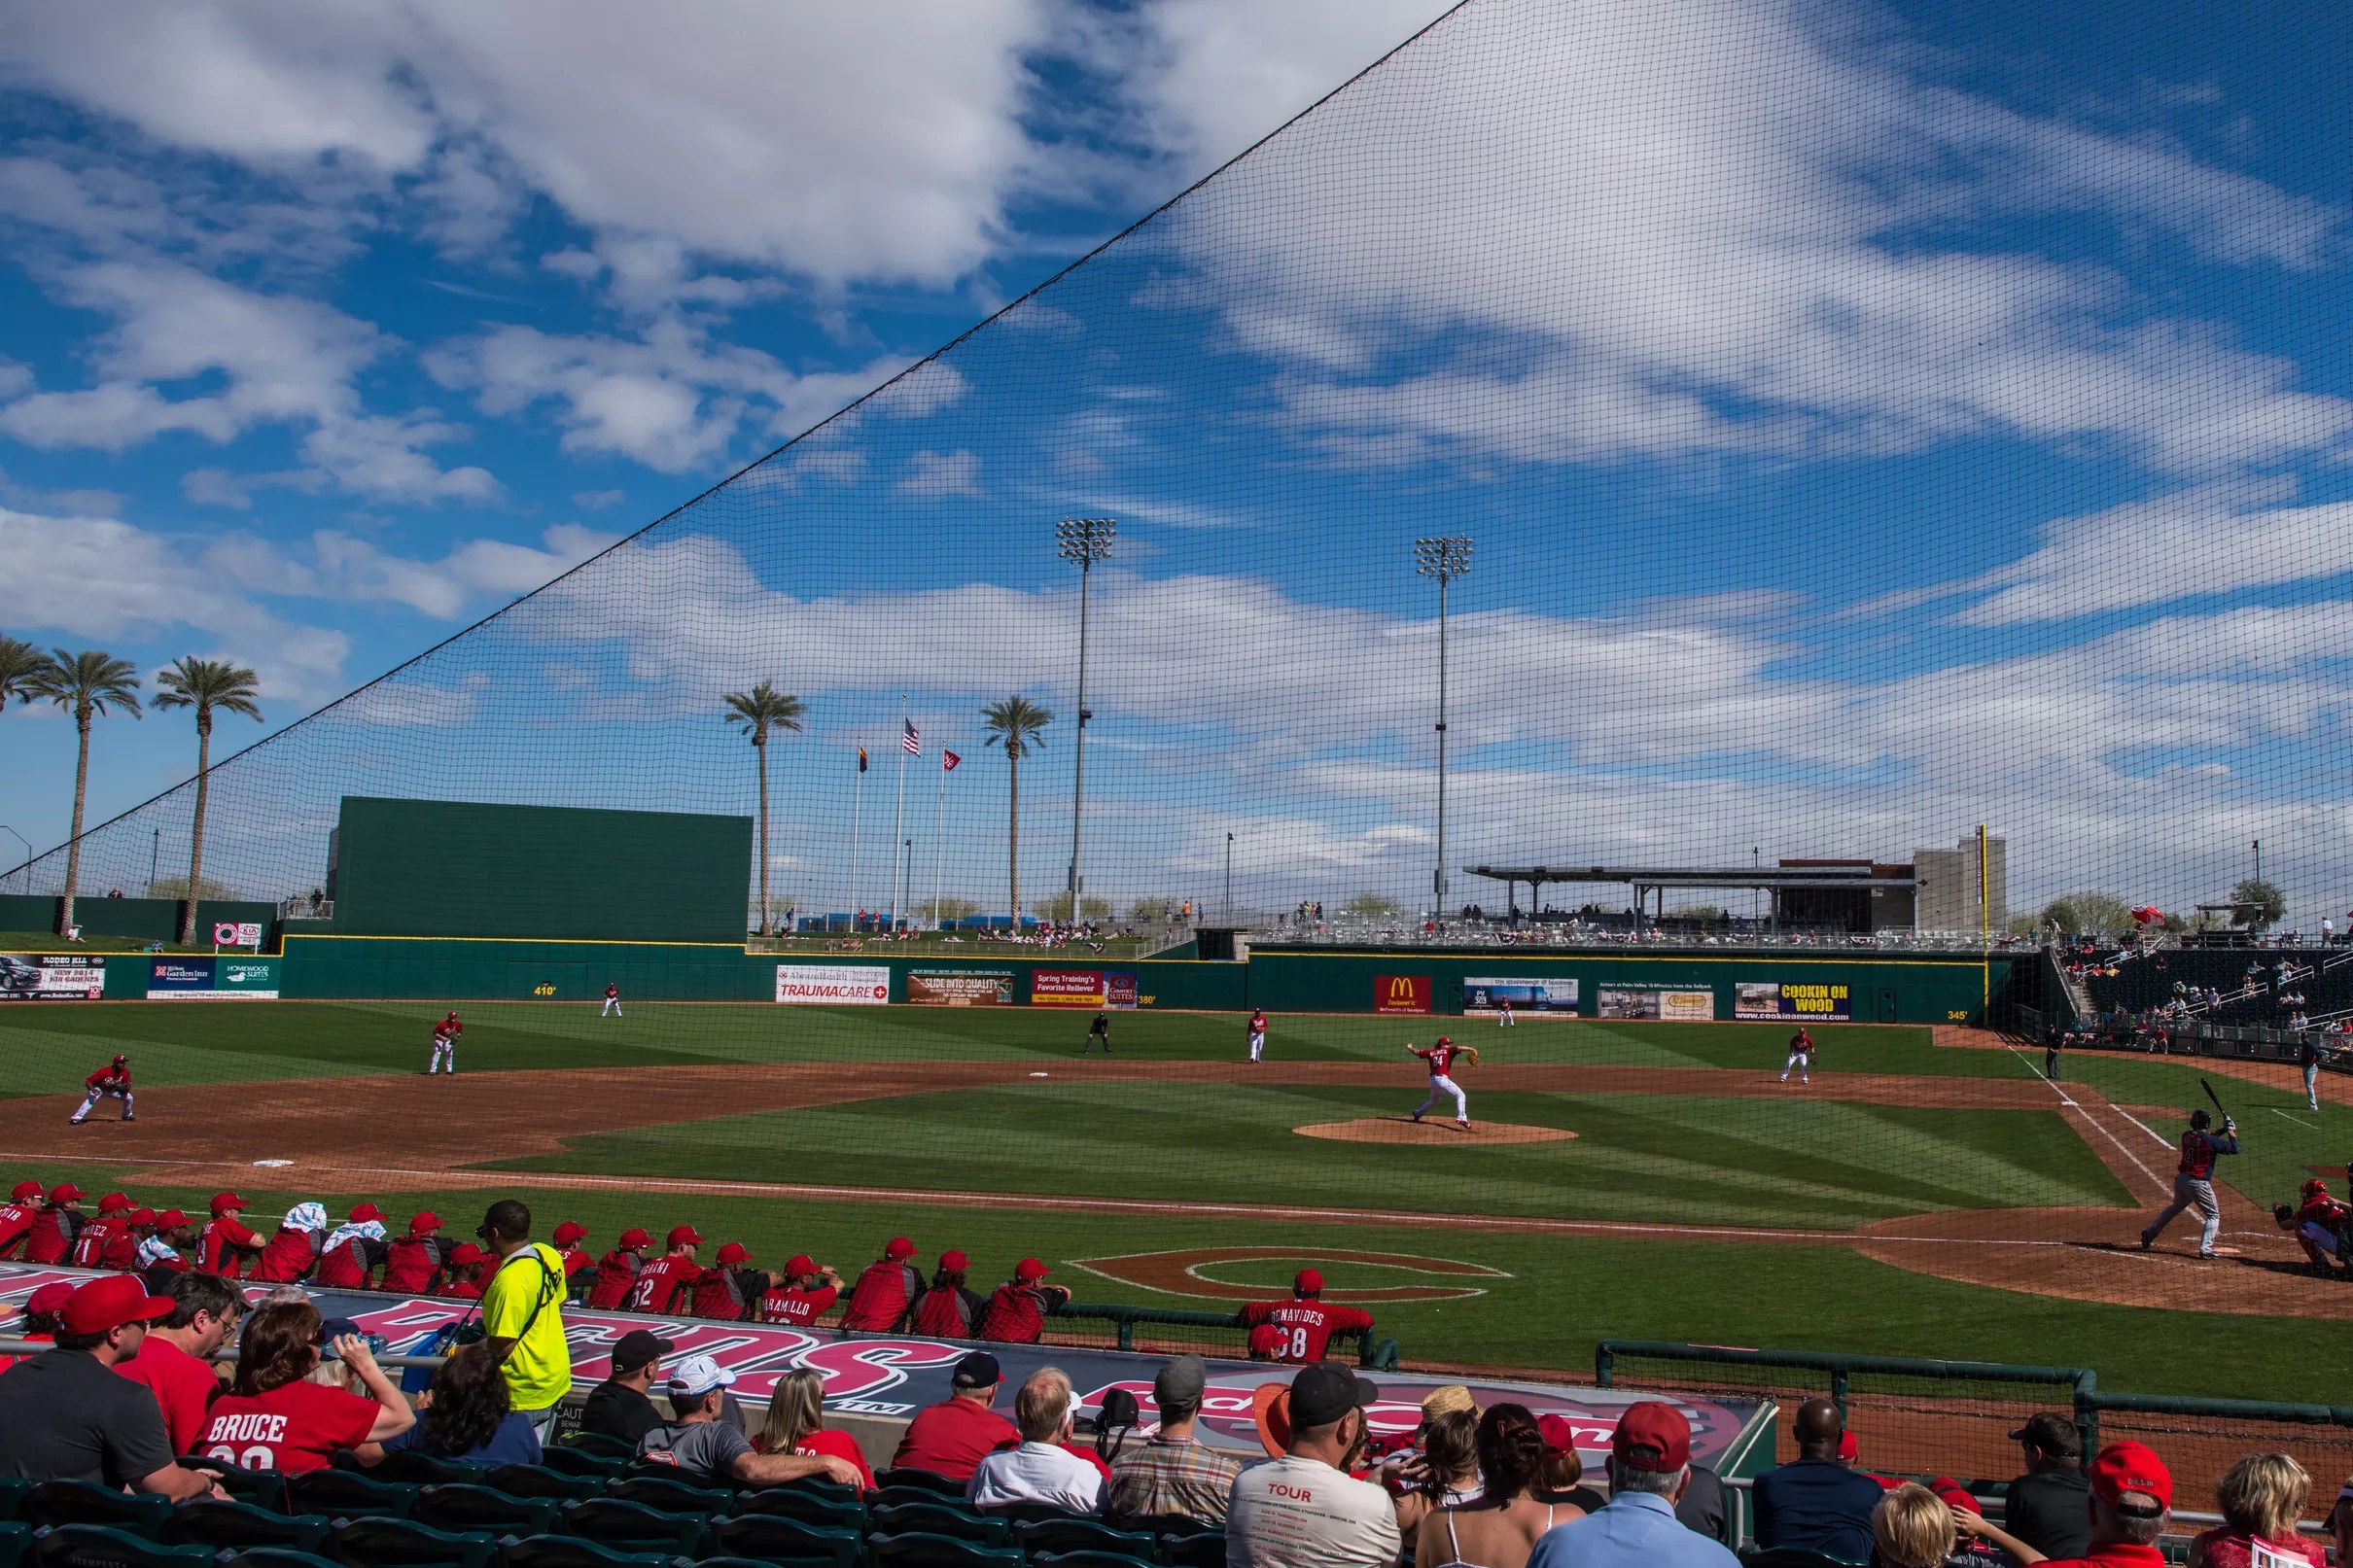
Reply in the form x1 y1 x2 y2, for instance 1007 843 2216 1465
1050 1300 1399 1370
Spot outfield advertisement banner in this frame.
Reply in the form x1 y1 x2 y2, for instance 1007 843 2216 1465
1375 974 1432 1014
146 957 282 1000
907 969 1014 1007
0 954 105 1002
775 964 890 1004
1737 981 1851 1021
1033 969 1140 1008
1597 986 1715 1022
1463 976 1579 1016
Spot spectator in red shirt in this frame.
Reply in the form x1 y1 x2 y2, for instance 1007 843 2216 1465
841 1236 924 1331
248 1202 330 1283
0 1275 223 1499
0 1178 45 1258
690 1242 771 1321
25 1183 87 1264
2189 1452 2325 1567
442 1244 490 1299
378 1212 450 1295
196 1301 411 1473
758 1256 843 1327
753 1367 875 1488
67 1193 136 1269
117 1272 241 1455
913 1249 986 1339
587 1228 653 1309
314 1204 391 1289
626 1227 704 1315
891 1351 1022 1483
977 1257 1071 1343
1237 1269 1377 1364
551 1222 593 1294
195 1193 263 1277
2036 1442 2174 1568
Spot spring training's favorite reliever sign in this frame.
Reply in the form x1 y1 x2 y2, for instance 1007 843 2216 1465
0 955 105 1001
906 969 1015 1006
1737 981 1851 1021
146 958 281 1000
1032 969 1139 1008
775 964 890 1004
1463 976 1580 1016
1597 987 1716 1022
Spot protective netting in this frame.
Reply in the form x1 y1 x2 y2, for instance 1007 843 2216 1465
3 0 2349 1412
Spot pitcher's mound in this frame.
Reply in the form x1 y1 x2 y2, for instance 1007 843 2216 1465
1295 1117 1576 1146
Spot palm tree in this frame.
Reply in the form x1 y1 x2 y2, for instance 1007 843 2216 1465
0 637 48 712
22 649 142 935
154 657 263 945
722 680 805 936
981 695 1053 925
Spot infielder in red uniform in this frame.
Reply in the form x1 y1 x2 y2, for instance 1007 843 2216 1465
2275 1178 2352 1274
1237 1269 1376 1363
1247 1010 1268 1063
71 1055 134 1124
0 1179 43 1258
1409 1037 1474 1127
759 1255 845 1327
195 1191 263 1276
1780 1028 1815 1085
602 983 622 1018
427 1010 463 1075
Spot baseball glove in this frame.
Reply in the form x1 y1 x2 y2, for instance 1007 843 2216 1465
2274 1203 2297 1228
1463 1047 1481 1067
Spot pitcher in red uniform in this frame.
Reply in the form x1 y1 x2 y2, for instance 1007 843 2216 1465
1237 1269 1376 1364
379 1211 450 1294
1409 1037 1474 1127
587 1228 652 1309
840 1237 924 1332
976 1257 1070 1344
689 1241 771 1321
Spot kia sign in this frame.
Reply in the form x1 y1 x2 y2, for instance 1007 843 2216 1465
0 955 104 1002
212 922 264 948
775 964 891 1004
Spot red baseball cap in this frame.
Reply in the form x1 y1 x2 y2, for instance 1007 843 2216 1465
1838 1430 1859 1462
552 1221 586 1246
1435 1035 1452 1046
1611 1401 1692 1473
61 1275 173 1336
96 1192 133 1214
128 1208 157 1228
153 1208 187 1228
785 1254 818 1276
717 1242 750 1266
1014 1257 1050 1283
1536 1413 1578 1454
1247 1324 1285 1357
350 1202 385 1223
50 1183 84 1203
448 1243 486 1266
884 1237 915 1261
619 1228 652 1249
9 1180 40 1201
23 1281 75 1318
1294 1268 1324 1294
210 1191 246 1213
1929 1478 1981 1515
938 1249 968 1272
407 1211 441 1234
2087 1441 2172 1513
667 1226 703 1249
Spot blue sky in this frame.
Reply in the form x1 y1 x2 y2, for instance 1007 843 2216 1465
2 0 2350 926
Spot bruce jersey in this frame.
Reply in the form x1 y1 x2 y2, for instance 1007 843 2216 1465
1237 1300 1375 1363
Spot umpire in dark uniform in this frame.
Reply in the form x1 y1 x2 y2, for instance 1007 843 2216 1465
1082 1010 1111 1055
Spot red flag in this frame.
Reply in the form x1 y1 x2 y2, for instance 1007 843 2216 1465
942 749 961 772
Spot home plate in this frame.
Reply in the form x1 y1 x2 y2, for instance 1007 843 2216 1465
253 1159 294 1167
1030 1072 1050 1078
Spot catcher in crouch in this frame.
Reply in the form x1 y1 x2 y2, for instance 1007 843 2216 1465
1408 1037 1478 1127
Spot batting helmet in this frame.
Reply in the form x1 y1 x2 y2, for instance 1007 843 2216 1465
2191 1108 2212 1130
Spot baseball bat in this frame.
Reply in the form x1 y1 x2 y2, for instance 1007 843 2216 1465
2200 1078 2230 1120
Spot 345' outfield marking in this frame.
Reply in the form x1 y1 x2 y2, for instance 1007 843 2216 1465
1069 1245 1510 1303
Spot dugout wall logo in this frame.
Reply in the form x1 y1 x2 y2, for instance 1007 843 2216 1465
1375 974 1432 1014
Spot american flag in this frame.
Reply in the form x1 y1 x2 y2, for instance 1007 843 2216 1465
902 717 921 755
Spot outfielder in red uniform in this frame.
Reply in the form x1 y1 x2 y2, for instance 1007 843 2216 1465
66 1193 135 1269
601 983 622 1018
25 1183 86 1265
2274 1178 2352 1274
626 1226 704 1315
379 1211 450 1294
427 1011 463 1075
0 1179 44 1259
976 1257 1070 1344
911 1250 985 1338
1780 1028 1815 1086
758 1255 844 1327
71 1055 134 1124
841 1237 924 1332
1409 1037 1473 1127
587 1228 653 1309
1247 1010 1269 1064
195 1192 263 1276
1238 1269 1376 1364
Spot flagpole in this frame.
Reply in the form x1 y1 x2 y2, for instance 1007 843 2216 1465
849 751 863 934
891 695 909 931
932 752 947 929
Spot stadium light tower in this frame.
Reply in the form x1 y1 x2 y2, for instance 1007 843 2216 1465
1057 516 1116 922
1414 535 1473 921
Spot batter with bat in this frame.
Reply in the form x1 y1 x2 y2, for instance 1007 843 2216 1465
1408 1036 1477 1128
2140 1080 2240 1260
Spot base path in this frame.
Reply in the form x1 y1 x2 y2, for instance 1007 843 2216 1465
0 1053 2333 1318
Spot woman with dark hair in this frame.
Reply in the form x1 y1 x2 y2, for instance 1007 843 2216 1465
1417 1404 1570 1568
197 1301 410 1473
750 1368 874 1487
359 1344 542 1467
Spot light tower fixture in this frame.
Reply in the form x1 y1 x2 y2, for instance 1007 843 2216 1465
1414 534 1473 922
1057 516 1116 922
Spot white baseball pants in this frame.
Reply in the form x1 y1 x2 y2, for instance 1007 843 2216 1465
1417 1074 1468 1123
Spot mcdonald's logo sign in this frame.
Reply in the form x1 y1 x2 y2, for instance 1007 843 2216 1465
1375 974 1432 1015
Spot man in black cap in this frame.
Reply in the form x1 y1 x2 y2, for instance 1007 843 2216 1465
1107 1353 1244 1526
891 1350 1021 1482
579 1329 674 1445
2000 1411 2092 1558
1225 1361 1400 1568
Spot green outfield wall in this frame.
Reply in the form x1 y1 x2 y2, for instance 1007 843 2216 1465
0 894 279 944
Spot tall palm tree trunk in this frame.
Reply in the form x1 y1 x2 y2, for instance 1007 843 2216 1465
59 705 90 936
180 718 212 946
1008 756 1021 925
755 736 772 936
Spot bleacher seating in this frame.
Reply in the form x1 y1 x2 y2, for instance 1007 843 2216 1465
2078 943 2353 1024
33 1526 207 1568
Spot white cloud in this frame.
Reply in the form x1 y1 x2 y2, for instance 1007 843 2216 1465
897 449 984 499
206 522 619 619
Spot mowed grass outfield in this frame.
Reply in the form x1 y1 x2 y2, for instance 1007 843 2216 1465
0 1000 2344 1399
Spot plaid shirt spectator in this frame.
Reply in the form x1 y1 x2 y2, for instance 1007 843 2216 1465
1107 1429 1244 1525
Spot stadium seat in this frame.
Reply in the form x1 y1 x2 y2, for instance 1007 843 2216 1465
0 1523 28 1568
605 1475 734 1516
866 1502 1007 1546
705 1514 860 1568
329 1517 499 1568
556 1498 709 1557
864 1534 1024 1568
556 1434 637 1463
728 1488 864 1530
1015 1520 1157 1559
1030 1553 1160 1568
873 1470 964 1497
496 1538 671 1568
411 1485 561 1538
0 1480 27 1522
179 1456 290 1513
529 1449 624 1482
366 1450 485 1486
692 1556 843 1568
479 1467 603 1503
21 1481 173 1538
282 1471 418 1520
164 1500 331 1556
224 1551 344 1568
30 1526 209 1568
1153 1531 1226 1568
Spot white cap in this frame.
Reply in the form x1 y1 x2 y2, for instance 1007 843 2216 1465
284 1202 329 1233
666 1353 737 1398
